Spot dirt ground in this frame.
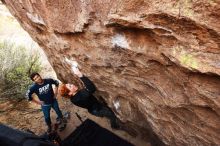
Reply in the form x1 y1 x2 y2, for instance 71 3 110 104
0 98 150 146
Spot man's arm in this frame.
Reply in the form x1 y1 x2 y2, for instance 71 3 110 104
31 98 44 105
26 87 34 101
26 87 43 105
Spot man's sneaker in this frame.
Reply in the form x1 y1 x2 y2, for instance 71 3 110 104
56 118 62 125
62 118 67 124
59 122 67 132
63 111 71 119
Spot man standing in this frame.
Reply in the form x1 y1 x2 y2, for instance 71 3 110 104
26 72 64 133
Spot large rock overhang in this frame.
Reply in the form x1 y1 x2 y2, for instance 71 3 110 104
2 0 220 145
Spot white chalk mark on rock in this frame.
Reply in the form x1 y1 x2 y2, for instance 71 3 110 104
113 99 120 111
112 34 129 49
27 12 45 25
65 57 79 73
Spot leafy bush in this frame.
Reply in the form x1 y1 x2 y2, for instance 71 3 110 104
0 41 42 99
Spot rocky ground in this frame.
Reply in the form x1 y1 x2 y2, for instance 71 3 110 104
0 98 149 146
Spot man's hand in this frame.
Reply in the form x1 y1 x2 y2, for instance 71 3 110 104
31 98 44 105
37 101 44 105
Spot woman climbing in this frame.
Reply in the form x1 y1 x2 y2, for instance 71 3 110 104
58 61 120 129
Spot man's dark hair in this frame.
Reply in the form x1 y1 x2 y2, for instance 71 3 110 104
30 72 40 81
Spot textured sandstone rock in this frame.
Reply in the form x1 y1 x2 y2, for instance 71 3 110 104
2 0 220 145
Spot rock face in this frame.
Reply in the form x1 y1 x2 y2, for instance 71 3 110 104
2 0 220 145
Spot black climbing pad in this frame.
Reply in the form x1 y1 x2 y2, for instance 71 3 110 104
0 124 56 146
61 119 134 146
0 119 134 146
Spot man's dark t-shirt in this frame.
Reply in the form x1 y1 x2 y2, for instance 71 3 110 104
26 79 59 105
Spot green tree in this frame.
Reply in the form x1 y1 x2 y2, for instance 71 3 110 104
0 41 42 99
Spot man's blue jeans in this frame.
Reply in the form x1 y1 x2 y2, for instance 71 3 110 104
41 100 63 126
